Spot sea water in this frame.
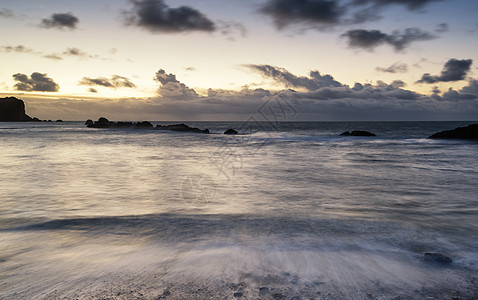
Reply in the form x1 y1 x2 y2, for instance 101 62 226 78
0 121 477 299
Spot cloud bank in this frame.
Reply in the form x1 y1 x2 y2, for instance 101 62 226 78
18 66 478 121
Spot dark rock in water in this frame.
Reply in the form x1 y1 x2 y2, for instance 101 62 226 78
85 118 209 133
0 96 33 122
340 131 351 136
111 121 134 128
233 291 243 297
422 252 452 264
56 120 63 122
133 121 153 129
351 130 376 136
224 128 238 135
340 130 376 136
87 117 111 128
32 117 41 122
428 124 478 140
156 123 209 134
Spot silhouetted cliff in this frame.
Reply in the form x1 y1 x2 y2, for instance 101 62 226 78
0 97 33 122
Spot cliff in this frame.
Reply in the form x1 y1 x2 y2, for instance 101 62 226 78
0 97 33 122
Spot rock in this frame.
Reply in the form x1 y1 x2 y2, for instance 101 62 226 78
422 252 452 264
56 120 63 122
85 119 94 126
86 117 111 128
340 130 376 136
133 121 154 129
156 123 209 134
259 287 270 294
0 96 33 122
32 117 41 122
340 131 351 136
351 130 376 136
224 128 238 135
233 291 243 297
428 124 478 140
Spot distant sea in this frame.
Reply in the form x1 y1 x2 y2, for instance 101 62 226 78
1 121 477 299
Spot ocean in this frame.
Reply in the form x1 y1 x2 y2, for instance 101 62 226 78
0 121 477 299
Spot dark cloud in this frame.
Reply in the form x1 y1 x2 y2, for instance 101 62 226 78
246 64 343 91
1 45 35 54
0 8 13 18
435 23 449 33
89 88 98 93
12 72 59 92
417 59 473 83
41 13 79 29
342 28 435 51
259 0 345 29
155 69 197 98
376 62 408 73
125 0 215 33
352 0 442 10
79 75 136 88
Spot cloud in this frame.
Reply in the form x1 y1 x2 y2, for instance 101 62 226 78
125 0 215 33
1 45 36 54
43 54 63 60
89 88 98 93
435 23 449 33
342 27 435 51
41 13 79 29
246 64 343 91
0 9 14 18
79 75 136 88
155 69 197 98
352 0 443 10
417 59 473 83
63 47 98 59
259 0 345 29
376 62 408 73
258 0 442 31
217 20 247 40
12 72 59 92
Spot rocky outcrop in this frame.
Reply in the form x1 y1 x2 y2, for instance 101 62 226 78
224 129 238 135
156 123 209 134
85 118 209 133
87 117 111 128
340 130 376 137
428 124 478 140
0 97 33 121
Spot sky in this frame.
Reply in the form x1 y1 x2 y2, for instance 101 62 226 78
1 0 478 121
